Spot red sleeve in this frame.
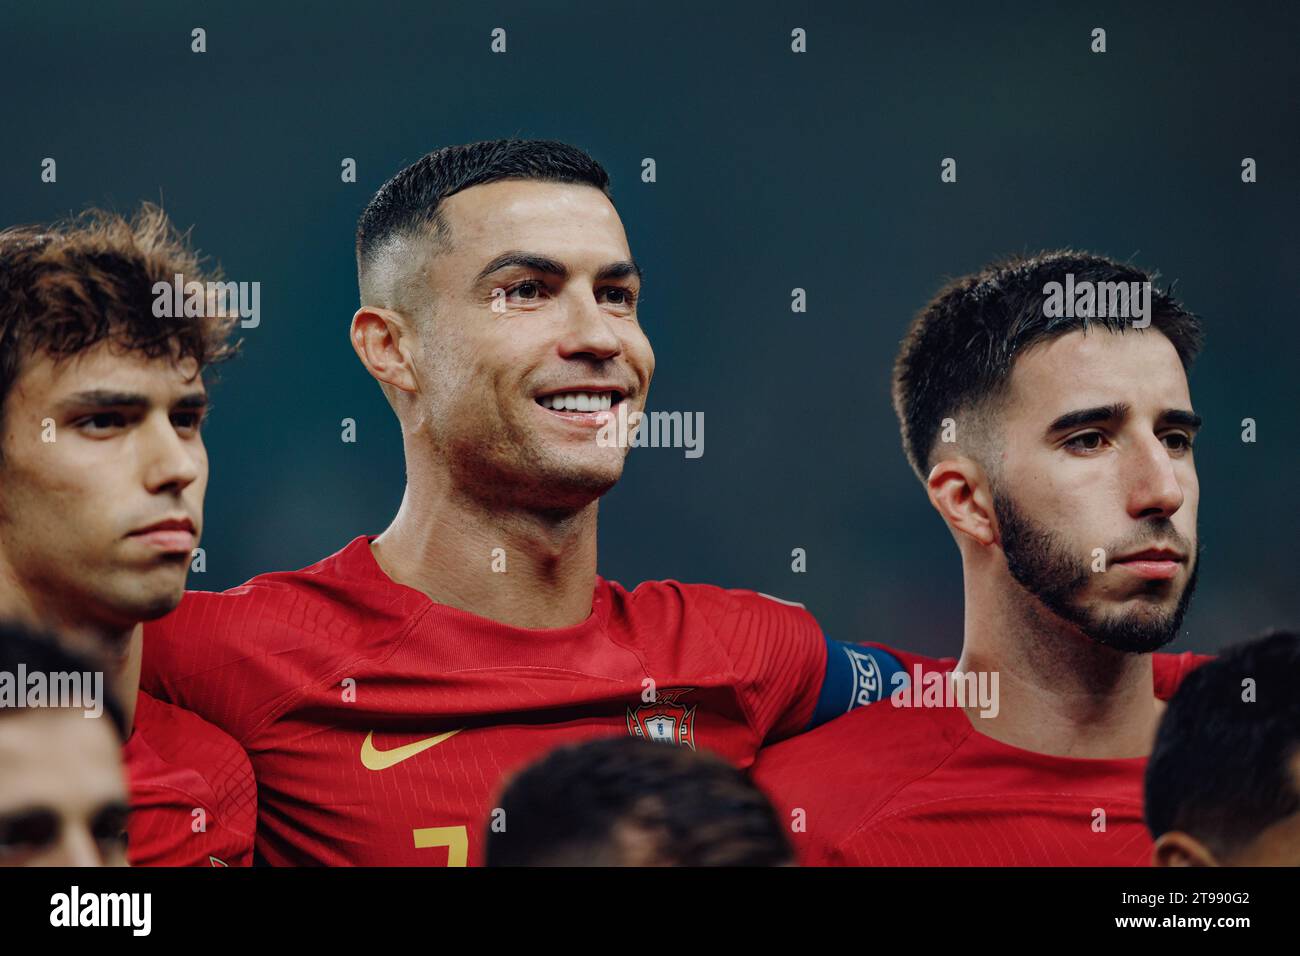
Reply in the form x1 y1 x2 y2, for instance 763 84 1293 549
693 587 828 743
127 800 255 867
751 712 868 866
140 590 251 736
141 584 346 747
752 669 960 866
125 694 257 867
1154 650 1214 699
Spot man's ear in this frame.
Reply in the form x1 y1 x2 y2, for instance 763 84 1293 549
1151 831 1219 867
926 457 997 547
350 306 419 394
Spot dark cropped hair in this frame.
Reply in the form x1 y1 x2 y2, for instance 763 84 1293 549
1145 630 1300 857
486 736 793 866
356 138 611 293
0 619 128 741
892 251 1203 480
0 203 239 452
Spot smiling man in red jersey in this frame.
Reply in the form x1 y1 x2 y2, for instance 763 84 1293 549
139 139 903 866
754 252 1211 866
0 207 255 866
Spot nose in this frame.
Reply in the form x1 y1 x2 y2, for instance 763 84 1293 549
556 292 623 362
140 412 200 495
51 823 106 867
1124 433 1185 520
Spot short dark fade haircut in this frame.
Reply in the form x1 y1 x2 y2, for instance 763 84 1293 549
485 737 793 867
1145 630 1300 857
892 251 1204 480
0 619 128 741
355 138 612 306
0 203 239 453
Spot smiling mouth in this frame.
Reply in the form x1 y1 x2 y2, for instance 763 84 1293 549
535 390 623 413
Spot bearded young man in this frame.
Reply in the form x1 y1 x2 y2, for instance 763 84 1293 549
753 252 1211 866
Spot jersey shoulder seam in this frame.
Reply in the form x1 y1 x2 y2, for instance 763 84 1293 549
236 596 439 745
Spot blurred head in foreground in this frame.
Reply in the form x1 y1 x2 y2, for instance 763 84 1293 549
0 620 129 866
1146 630 1300 866
486 737 793 866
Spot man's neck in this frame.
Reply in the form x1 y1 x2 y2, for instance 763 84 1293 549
956 575 1163 759
109 624 142 736
371 480 600 630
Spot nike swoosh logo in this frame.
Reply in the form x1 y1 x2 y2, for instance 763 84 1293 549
360 729 462 771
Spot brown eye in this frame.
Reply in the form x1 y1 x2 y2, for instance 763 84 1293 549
602 287 636 306
1065 432 1103 452
510 281 543 300
78 412 127 434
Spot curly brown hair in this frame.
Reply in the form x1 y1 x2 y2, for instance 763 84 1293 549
0 202 241 447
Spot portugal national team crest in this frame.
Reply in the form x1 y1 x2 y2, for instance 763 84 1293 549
626 688 697 750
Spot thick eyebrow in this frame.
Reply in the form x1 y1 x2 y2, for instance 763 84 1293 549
1159 409 1202 432
1046 403 1130 435
594 260 642 283
56 390 208 412
0 806 56 832
1045 403 1202 436
473 251 642 286
58 390 149 411
174 392 209 411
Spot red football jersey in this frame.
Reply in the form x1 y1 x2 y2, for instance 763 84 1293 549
752 645 1209 866
140 536 838 866
123 691 257 866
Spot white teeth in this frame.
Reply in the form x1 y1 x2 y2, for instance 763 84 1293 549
539 392 615 411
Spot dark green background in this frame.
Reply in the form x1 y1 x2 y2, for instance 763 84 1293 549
3 1 1296 656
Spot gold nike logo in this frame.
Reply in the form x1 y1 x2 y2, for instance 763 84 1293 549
360 729 462 771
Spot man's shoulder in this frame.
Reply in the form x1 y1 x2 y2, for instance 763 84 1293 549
1153 649 1214 700
753 645 966 791
604 577 816 627
149 535 423 649
141 536 425 711
125 692 257 865
127 692 255 820
602 578 823 682
751 644 968 857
